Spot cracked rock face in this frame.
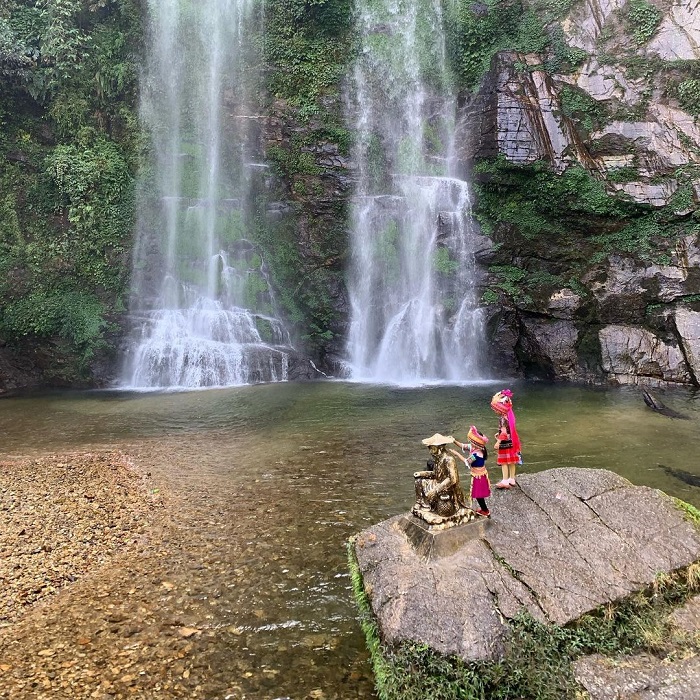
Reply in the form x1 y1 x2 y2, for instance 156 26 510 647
353 468 700 663
599 324 692 385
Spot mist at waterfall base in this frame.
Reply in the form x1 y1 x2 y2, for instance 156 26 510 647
344 0 488 384
120 0 294 390
2 382 699 696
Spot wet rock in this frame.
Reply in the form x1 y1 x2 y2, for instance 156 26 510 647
518 317 580 381
573 652 700 699
646 0 700 61
668 594 700 634
674 308 700 384
547 288 582 321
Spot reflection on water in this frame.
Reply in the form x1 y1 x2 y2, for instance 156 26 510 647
1 382 699 696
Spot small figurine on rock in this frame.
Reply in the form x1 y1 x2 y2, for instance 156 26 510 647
491 389 522 489
451 425 491 517
413 433 469 523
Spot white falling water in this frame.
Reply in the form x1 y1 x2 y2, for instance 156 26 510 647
120 0 292 389
345 0 486 383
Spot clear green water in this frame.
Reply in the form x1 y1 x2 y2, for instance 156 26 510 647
1 381 698 697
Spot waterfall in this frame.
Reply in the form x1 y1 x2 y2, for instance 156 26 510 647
120 0 293 389
345 0 486 383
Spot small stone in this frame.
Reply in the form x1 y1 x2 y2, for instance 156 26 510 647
177 627 200 638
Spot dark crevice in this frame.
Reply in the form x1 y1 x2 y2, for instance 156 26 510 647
482 538 550 622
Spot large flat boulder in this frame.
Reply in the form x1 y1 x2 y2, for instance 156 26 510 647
353 468 700 662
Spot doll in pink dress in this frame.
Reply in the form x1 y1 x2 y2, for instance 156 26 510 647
451 425 491 517
491 389 522 489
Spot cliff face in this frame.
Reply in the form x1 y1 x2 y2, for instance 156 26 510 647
460 0 700 386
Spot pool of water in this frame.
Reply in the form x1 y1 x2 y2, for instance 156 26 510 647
1 380 698 697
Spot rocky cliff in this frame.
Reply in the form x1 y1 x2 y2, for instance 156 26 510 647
460 0 700 386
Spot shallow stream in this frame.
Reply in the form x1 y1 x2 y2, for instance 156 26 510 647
1 381 699 698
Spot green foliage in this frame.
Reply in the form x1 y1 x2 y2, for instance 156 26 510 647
559 85 607 134
263 0 352 112
0 12 36 81
545 26 588 73
0 288 106 362
474 159 634 262
444 0 586 91
252 209 343 351
606 166 639 183
591 213 699 262
472 157 694 308
444 0 526 91
375 220 400 283
433 246 459 276
677 79 700 116
0 0 142 379
674 498 700 531
626 0 662 46
515 10 549 54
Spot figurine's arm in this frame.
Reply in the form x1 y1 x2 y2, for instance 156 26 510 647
413 470 433 478
426 476 454 499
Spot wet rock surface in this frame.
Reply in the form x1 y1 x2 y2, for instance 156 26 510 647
573 652 700 699
354 468 700 662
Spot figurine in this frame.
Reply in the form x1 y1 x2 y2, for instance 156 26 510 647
413 433 469 522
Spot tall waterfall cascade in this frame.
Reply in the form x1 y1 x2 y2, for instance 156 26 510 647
120 0 293 389
345 0 486 383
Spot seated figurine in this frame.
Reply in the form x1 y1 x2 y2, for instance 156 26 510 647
413 433 468 521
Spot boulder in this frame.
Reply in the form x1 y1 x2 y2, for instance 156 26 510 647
519 317 580 380
574 591 700 697
573 653 700 699
353 468 700 663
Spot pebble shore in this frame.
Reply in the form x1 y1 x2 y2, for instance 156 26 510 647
0 452 163 624
0 452 176 698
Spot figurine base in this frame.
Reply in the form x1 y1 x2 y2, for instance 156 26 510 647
410 505 474 529
398 512 491 561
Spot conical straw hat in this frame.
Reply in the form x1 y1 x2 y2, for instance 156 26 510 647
421 433 454 446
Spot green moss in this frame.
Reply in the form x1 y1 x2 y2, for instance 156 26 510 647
674 498 700 530
559 85 608 134
347 537 396 700
626 0 662 46
677 79 700 116
263 0 352 112
606 166 639 184
433 247 459 276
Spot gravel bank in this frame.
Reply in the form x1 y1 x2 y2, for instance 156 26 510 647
0 452 163 625
0 452 174 698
